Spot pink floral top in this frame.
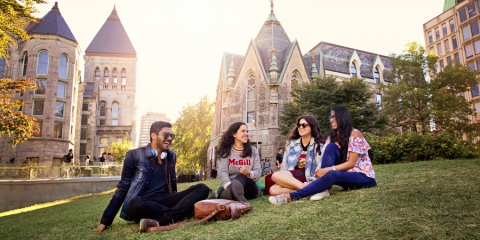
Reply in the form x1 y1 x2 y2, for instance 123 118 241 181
347 132 375 179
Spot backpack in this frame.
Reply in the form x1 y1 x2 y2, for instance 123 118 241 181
62 155 71 163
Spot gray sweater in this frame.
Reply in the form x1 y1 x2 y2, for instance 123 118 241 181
218 146 262 188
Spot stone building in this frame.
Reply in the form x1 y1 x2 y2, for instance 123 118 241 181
138 112 171 148
0 3 138 167
80 6 138 160
424 0 480 125
207 9 392 175
0 3 82 167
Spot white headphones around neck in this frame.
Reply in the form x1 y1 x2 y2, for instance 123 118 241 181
151 149 167 159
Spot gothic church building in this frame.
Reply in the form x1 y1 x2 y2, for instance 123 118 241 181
208 10 393 170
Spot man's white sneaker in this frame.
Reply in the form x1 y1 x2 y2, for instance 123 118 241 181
310 190 330 201
268 194 288 206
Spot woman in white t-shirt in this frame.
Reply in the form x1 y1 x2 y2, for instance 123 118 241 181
85 155 92 177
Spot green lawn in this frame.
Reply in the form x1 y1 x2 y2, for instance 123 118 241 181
1 159 480 239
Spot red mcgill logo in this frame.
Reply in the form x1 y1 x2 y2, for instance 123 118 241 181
228 159 252 165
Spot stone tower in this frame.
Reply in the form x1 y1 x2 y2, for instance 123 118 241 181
0 2 82 167
81 6 137 160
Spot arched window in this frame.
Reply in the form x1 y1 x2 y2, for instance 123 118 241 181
374 66 380 84
37 51 49 75
246 74 256 123
112 103 119 118
350 62 357 77
291 73 299 86
121 68 126 85
100 102 106 116
58 54 68 79
113 68 118 84
95 67 100 81
104 68 109 83
22 52 28 76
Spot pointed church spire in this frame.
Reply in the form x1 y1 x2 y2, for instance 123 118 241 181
227 56 236 88
108 5 120 21
227 56 236 78
311 56 318 78
270 49 279 83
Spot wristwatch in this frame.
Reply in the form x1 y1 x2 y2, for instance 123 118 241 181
332 165 336 171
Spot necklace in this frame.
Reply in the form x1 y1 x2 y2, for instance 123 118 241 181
232 145 244 152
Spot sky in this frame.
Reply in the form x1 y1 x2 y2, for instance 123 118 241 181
35 0 443 122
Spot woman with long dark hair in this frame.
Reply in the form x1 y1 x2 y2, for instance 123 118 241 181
269 105 377 205
216 122 262 202
269 115 325 196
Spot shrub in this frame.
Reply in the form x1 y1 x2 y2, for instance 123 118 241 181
365 132 480 164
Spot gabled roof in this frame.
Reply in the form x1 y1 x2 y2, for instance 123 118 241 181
85 6 136 56
28 2 77 42
305 42 393 81
254 12 292 78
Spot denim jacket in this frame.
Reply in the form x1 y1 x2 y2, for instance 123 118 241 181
280 138 323 181
100 143 177 226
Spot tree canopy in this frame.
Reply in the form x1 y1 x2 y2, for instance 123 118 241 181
280 75 387 136
382 42 480 137
172 95 214 171
108 139 133 164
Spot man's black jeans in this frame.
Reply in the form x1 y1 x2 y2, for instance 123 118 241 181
128 183 209 225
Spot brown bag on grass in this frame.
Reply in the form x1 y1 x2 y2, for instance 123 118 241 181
146 199 252 232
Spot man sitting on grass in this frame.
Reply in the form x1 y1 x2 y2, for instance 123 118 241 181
93 121 210 233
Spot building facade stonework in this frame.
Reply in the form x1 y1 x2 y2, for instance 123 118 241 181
207 10 392 177
0 3 82 168
0 4 137 167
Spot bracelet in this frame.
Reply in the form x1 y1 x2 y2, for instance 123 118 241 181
332 166 336 171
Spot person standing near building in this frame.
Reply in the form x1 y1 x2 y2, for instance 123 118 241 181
62 149 74 178
210 166 217 180
85 155 92 177
93 121 209 233
276 148 283 170
99 153 106 163
108 153 114 162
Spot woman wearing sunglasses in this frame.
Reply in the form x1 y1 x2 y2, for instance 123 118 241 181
269 115 325 196
269 105 377 205
216 122 262 203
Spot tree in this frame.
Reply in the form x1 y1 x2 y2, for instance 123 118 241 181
430 63 480 137
381 42 437 134
280 75 388 136
0 0 46 58
382 42 480 137
0 0 46 146
108 139 133 164
172 95 214 173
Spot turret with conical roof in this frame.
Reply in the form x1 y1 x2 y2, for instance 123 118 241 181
27 2 77 42
85 6 136 57
254 9 292 83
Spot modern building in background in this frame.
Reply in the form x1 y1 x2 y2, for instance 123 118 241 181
208 7 391 176
0 3 138 165
138 112 171 147
0 3 82 167
424 0 480 125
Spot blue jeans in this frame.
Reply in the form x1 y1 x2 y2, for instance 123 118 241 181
289 143 376 200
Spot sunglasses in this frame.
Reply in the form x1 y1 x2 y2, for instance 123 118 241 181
161 132 175 140
329 115 336 121
297 123 309 128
